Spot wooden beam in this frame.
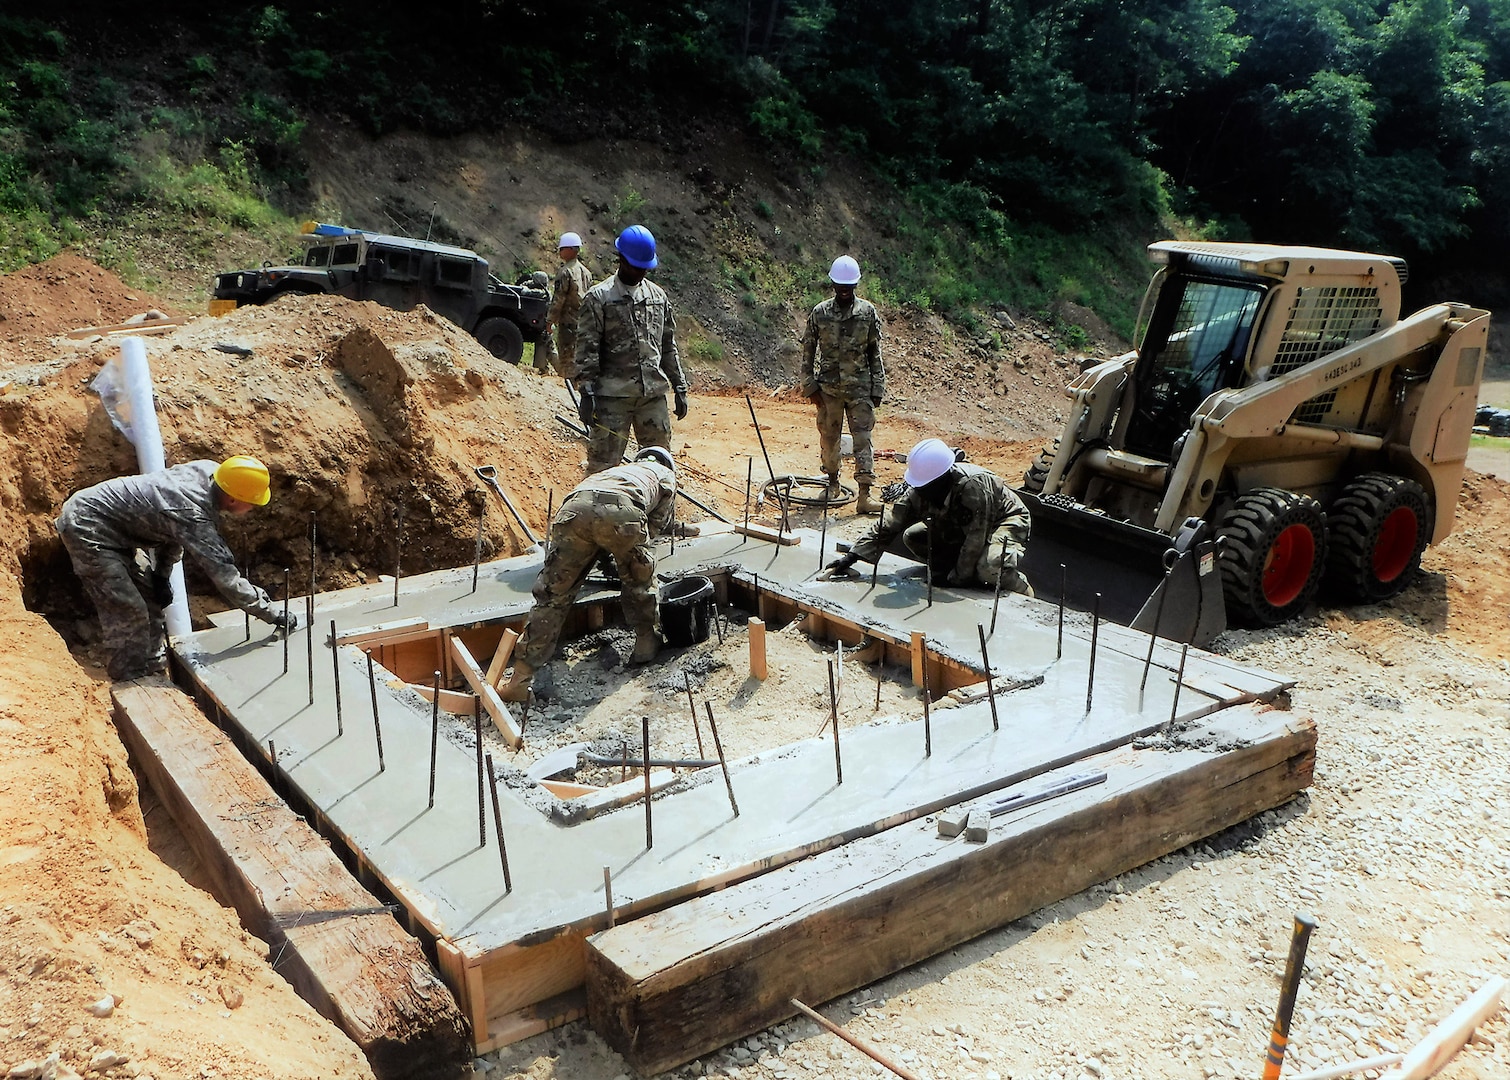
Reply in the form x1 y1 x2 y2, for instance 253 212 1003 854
112 678 470 1078
748 617 767 681
336 617 431 647
584 707 1316 1075
448 636 523 748
734 522 801 545
484 627 520 690
66 315 190 338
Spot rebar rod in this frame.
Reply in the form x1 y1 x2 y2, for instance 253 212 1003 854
485 752 512 893
641 715 653 849
1168 641 1190 729
366 652 385 773
743 457 752 530
282 568 290 674
977 623 999 731
921 642 932 757
1140 562 1175 698
392 504 404 608
828 660 843 784
1086 592 1102 714
684 671 705 758
704 702 739 817
428 670 440 809
329 620 343 737
745 393 777 484
818 486 830 574
471 497 484 594
1057 563 1067 660
989 536 1009 635
925 517 934 607
474 694 485 847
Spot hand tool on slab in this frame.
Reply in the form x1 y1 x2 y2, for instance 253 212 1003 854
475 465 543 551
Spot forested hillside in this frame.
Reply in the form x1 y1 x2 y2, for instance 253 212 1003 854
4 0 1509 324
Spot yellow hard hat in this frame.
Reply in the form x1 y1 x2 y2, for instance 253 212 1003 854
214 456 272 506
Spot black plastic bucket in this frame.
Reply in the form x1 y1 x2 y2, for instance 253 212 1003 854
659 575 715 647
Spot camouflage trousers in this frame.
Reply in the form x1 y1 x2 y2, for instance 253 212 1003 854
815 391 876 484
57 531 167 680
901 520 1032 594
535 326 579 379
586 394 672 475
514 490 660 669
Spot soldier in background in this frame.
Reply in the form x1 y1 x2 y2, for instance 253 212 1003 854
801 255 885 514
573 225 688 473
535 231 593 377
55 456 297 680
826 438 1032 595
498 447 676 701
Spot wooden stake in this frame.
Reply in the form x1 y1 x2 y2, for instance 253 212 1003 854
1379 976 1506 1080
704 702 740 817
484 627 519 691
603 866 615 927
749 617 767 681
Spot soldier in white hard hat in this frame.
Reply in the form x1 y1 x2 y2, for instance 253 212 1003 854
55 456 296 680
826 438 1032 594
536 231 593 377
800 255 886 514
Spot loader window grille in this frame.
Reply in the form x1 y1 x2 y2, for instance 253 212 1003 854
1273 286 1381 425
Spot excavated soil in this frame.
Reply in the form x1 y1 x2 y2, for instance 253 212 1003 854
1 255 1507 1080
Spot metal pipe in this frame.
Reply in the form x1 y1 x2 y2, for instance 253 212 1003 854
367 652 385 773
745 393 778 484
1140 562 1174 699
704 702 739 817
977 623 999 731
428 670 440 809
1086 593 1101 714
474 695 485 847
392 503 404 608
329 620 343 737
603 865 615 927
485 752 512 893
684 671 705 758
828 660 843 784
641 714 653 849
989 536 1008 635
471 496 484 594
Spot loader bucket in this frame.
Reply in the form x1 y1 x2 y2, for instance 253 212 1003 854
1016 491 1227 647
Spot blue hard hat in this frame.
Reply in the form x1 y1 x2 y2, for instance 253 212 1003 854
615 225 659 269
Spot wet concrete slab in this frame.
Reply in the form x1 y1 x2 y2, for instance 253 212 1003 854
183 532 1290 954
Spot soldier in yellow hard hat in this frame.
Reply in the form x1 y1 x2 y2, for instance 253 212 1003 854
55 456 295 680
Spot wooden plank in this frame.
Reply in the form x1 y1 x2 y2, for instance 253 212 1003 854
539 779 599 799
112 678 469 1079
478 990 587 1052
66 315 191 338
336 617 430 646
480 932 587 1022
734 522 802 545
484 627 520 690
584 707 1316 1075
448 636 523 748
414 685 479 714
1380 976 1506 1080
749 617 767 680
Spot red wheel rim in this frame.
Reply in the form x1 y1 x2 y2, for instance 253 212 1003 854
1372 505 1418 583
1261 523 1315 607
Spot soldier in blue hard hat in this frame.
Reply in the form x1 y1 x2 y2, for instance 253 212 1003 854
573 225 689 473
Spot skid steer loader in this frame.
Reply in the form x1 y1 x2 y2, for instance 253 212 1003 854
1018 241 1490 644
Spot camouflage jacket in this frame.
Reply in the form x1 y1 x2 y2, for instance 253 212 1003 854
575 274 686 399
572 459 676 537
548 258 593 330
800 296 884 402
849 462 1029 583
56 460 279 619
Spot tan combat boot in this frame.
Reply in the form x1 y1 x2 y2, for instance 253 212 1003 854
856 483 883 515
629 627 661 665
497 661 535 702
825 472 844 501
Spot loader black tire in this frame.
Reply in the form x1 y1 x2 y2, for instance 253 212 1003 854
1217 488 1326 626
1022 439 1059 494
475 317 525 365
1324 473 1431 603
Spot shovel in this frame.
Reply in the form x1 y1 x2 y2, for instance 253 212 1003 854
475 465 543 552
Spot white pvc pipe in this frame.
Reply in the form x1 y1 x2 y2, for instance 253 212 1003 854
118 337 191 638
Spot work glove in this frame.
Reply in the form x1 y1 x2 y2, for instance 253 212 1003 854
270 609 300 635
148 572 174 609
823 554 859 578
673 390 689 421
576 385 595 431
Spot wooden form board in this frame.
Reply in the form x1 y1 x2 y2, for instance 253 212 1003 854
112 678 469 1079
448 635 523 747
585 706 1317 1075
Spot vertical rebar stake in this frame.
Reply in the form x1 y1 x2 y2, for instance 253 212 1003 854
473 694 486 846
367 652 385 773
874 657 883 712
308 511 317 624
828 660 843 784
603 865 615 927
989 536 1009 636
282 568 291 674
1086 592 1102 715
485 752 512 893
393 503 404 608
1140 562 1175 700
1057 563 1067 660
818 486 830 574
925 517 934 607
641 714 653 849
472 496 484 594
684 671 705 758
743 456 753 531
243 543 251 642
921 642 932 757
267 740 277 793
978 623 999 731
705 702 740 817
306 531 315 705
428 670 441 809
870 553 880 589
1168 641 1190 730
329 620 343 737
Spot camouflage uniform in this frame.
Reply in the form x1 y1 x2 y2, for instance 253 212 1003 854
800 296 885 484
55 461 282 680
848 463 1032 592
536 257 593 377
514 459 676 669
575 274 686 473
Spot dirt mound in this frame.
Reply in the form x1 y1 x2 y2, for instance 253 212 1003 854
0 253 174 346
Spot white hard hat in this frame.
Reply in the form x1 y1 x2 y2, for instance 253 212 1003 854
829 255 861 285
559 232 583 249
635 446 674 471
903 438 955 487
